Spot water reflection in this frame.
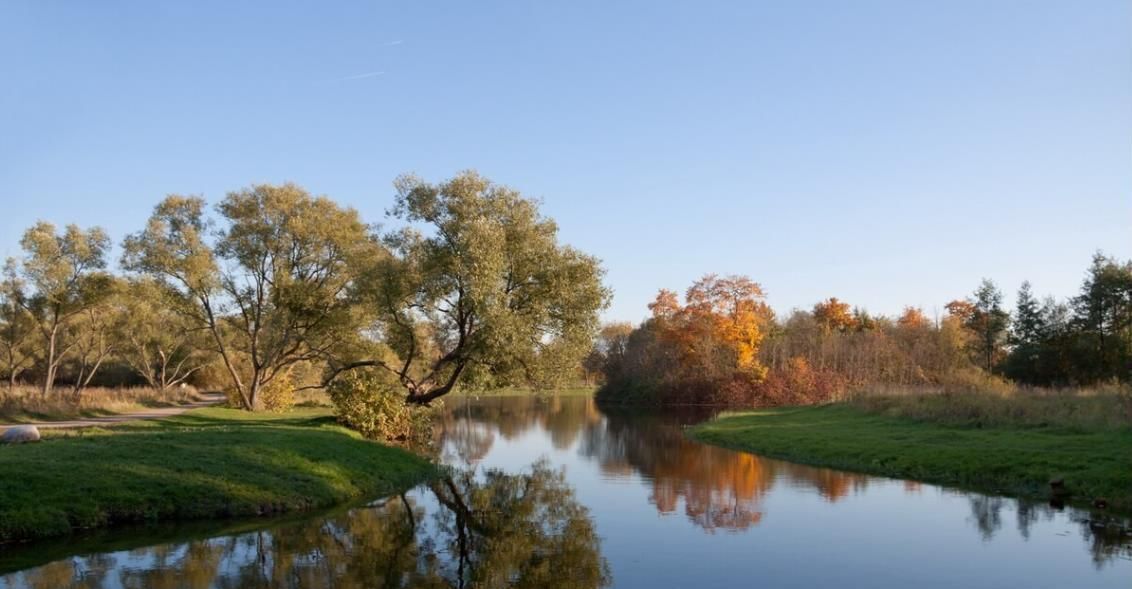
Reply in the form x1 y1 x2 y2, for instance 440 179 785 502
580 408 872 532
2 396 1129 588
440 396 1131 563
2 461 609 589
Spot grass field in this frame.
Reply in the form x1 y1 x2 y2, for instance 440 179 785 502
0 407 435 543
690 403 1132 512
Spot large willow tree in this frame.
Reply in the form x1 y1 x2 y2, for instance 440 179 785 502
333 171 610 405
123 185 378 410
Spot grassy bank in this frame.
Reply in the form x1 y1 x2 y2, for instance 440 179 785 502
0 407 435 543
690 403 1132 512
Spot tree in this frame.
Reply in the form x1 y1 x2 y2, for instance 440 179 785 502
1004 281 1046 383
13 222 113 395
117 278 212 391
66 279 124 394
336 171 610 405
812 297 856 333
123 185 378 410
897 306 930 330
1072 252 1132 382
600 274 772 405
0 261 35 391
582 322 634 384
950 279 1009 372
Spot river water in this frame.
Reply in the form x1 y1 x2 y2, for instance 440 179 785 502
1 395 1129 588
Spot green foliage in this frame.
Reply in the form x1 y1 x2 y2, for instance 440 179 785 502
123 185 380 410
0 407 435 543
691 403 1132 512
349 171 610 404
259 371 296 413
968 278 1011 372
8 222 116 395
1003 253 1132 386
328 369 437 444
0 261 35 390
116 278 211 391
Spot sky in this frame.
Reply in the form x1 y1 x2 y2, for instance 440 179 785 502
1 1 1129 323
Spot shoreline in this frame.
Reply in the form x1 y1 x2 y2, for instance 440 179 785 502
689 403 1132 514
0 407 436 544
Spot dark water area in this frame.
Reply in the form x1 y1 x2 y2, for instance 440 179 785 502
2 396 1129 588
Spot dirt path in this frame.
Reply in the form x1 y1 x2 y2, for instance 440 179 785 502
0 392 227 430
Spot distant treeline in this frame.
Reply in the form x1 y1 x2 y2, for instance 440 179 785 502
591 254 1132 406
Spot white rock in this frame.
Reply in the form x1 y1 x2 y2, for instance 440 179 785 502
1 425 41 444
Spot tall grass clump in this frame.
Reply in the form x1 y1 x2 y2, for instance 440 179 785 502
851 381 1132 431
0 385 204 422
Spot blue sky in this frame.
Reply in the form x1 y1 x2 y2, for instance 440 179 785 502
1 1 1129 323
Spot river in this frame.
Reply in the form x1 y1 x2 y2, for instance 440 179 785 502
1 395 1128 588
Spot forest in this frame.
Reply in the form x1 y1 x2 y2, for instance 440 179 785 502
592 256 1132 407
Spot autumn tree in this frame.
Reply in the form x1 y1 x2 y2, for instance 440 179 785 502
123 185 378 410
897 306 930 330
601 274 772 404
812 297 856 333
11 222 114 395
334 171 610 405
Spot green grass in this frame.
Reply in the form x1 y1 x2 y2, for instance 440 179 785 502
690 403 1132 512
0 407 436 544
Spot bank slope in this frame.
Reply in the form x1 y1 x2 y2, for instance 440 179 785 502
690 404 1132 512
0 407 435 543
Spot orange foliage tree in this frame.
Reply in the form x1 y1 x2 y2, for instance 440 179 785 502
651 275 772 382
812 297 857 333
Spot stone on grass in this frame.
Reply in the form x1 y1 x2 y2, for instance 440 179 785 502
1 425 41 444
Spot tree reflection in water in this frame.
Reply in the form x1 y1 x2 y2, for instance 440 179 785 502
441 396 1132 563
5 461 610 589
4 396 1130 587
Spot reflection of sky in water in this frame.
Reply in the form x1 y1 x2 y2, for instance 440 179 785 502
2 396 1129 589
437 397 1131 589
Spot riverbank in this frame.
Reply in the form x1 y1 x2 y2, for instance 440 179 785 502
690 403 1132 512
0 407 435 543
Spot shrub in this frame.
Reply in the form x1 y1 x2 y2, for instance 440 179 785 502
260 373 296 413
758 357 848 406
328 370 438 445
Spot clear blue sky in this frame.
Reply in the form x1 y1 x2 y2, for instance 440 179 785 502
2 1 1129 323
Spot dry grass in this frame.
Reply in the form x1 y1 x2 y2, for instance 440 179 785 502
0 385 207 423
850 381 1132 431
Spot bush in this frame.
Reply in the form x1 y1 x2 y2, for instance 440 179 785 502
328 370 437 445
260 373 296 413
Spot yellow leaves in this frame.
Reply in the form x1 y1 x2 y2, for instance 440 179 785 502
649 274 771 378
812 297 856 333
898 306 930 329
